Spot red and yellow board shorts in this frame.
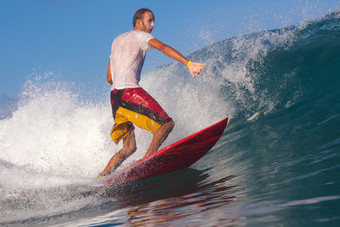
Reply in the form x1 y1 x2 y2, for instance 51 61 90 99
110 87 172 144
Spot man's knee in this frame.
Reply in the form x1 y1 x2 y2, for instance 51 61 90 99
126 135 136 152
128 142 137 153
123 131 136 154
164 119 175 131
121 142 136 159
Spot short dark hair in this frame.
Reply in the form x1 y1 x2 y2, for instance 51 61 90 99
133 8 153 27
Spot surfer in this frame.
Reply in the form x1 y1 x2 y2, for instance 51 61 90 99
98 8 206 177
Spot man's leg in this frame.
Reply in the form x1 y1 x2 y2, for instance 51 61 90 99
101 130 137 175
144 120 175 157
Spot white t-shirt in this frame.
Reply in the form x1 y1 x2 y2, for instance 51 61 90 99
110 29 155 90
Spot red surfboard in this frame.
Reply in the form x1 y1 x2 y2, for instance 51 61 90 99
106 117 228 186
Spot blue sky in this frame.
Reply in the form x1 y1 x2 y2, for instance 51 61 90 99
1 0 340 100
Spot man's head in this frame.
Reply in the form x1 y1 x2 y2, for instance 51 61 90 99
133 8 155 33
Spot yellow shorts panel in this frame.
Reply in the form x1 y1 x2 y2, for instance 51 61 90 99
111 107 161 144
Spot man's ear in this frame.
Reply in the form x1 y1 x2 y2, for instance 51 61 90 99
135 19 142 29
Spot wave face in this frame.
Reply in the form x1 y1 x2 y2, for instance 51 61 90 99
1 11 340 226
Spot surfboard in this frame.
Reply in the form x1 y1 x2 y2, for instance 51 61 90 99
106 117 228 187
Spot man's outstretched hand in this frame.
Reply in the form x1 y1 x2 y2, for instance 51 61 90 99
188 62 207 78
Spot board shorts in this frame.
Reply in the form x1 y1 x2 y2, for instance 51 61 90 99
110 87 172 144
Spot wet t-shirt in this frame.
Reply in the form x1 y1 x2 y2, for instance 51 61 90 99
110 29 155 90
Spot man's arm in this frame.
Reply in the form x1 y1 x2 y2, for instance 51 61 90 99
148 38 206 78
107 59 113 85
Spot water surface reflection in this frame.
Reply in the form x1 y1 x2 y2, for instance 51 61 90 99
103 168 244 226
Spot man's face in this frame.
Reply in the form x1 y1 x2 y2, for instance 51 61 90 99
140 11 155 33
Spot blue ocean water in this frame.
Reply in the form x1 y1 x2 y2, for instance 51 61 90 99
1 11 340 226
